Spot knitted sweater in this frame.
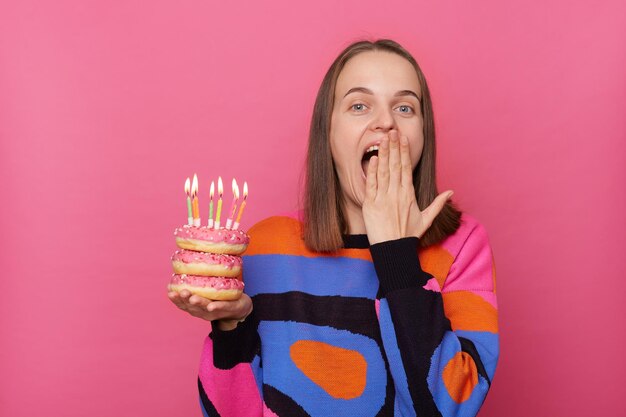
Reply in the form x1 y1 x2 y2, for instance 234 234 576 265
198 213 499 417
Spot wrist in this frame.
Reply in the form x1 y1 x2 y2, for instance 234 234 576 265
368 232 405 245
216 319 239 331
216 304 253 331
370 236 430 294
365 225 400 245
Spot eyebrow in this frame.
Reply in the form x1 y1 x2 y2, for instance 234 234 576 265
343 86 421 101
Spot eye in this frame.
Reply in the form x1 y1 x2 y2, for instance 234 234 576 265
350 103 368 112
396 105 414 114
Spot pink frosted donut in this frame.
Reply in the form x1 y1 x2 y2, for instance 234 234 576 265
168 274 244 301
171 249 242 277
174 226 250 254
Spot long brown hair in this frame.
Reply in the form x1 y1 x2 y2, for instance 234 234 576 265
303 39 462 252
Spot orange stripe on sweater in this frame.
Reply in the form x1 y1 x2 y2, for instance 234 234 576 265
442 351 479 403
290 340 367 399
418 245 454 290
442 291 498 332
246 216 372 261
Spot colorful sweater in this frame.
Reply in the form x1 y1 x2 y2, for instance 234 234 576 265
198 213 499 417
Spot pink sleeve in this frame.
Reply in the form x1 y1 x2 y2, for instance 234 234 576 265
197 328 263 417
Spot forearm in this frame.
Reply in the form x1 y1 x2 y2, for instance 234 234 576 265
210 309 260 369
371 237 497 416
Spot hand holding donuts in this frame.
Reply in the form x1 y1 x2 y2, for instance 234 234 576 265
168 290 253 330
362 131 453 245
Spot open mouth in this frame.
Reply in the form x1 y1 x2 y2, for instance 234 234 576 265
361 145 379 176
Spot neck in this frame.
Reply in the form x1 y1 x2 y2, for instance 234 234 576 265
342 200 366 234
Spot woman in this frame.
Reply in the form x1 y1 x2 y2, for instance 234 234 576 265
169 39 499 417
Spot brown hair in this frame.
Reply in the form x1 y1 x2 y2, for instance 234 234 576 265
303 39 462 252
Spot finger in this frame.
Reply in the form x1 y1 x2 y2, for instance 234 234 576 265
399 135 413 189
167 292 189 311
206 300 236 319
167 290 182 304
207 300 247 321
179 289 191 299
388 131 401 190
365 155 378 201
421 190 454 229
189 294 210 307
377 137 390 193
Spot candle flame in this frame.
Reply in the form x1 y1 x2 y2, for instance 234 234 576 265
185 177 191 196
210 181 215 199
218 176 223 196
232 178 239 199
243 181 248 199
234 180 240 200
192 174 199 197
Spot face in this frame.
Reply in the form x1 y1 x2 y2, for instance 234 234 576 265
329 50 424 209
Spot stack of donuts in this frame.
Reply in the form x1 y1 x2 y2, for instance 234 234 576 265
168 225 250 300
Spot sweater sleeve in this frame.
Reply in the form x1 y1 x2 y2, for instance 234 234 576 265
370 222 499 417
197 312 264 417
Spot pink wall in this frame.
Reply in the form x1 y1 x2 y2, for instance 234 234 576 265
1 1 624 416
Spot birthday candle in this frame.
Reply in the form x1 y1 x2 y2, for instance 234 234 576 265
184 177 193 226
208 181 215 229
233 181 248 230
226 179 240 229
215 176 223 229
192 174 200 227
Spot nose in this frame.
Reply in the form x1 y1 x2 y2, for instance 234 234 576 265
371 107 396 132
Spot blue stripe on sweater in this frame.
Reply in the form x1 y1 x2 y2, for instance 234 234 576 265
378 298 416 417
251 354 263 401
243 254 379 299
455 330 499 382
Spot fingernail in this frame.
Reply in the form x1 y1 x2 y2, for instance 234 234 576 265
447 191 454 199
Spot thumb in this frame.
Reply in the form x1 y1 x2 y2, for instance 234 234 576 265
421 190 453 226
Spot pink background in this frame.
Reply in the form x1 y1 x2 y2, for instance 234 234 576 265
1 1 624 416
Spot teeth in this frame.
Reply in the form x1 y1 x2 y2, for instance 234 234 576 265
365 145 379 153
